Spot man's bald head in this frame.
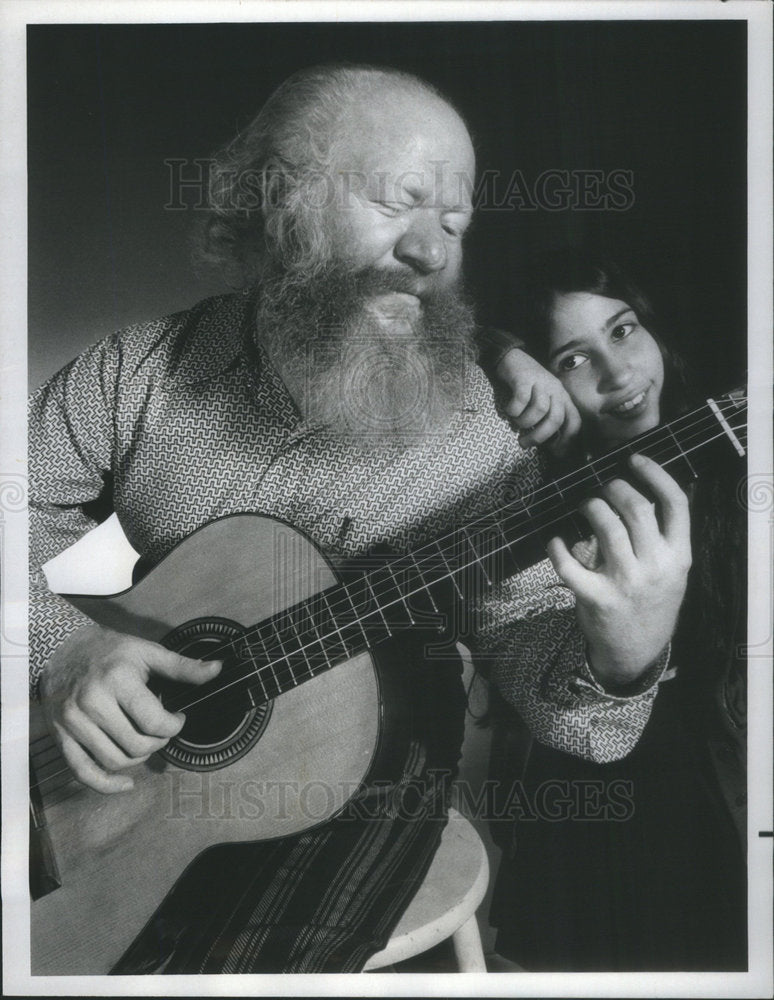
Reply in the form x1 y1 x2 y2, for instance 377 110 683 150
202 65 473 284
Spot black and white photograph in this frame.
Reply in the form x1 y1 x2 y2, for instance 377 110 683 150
1 1 772 996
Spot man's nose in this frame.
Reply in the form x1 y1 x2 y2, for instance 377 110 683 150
394 212 448 274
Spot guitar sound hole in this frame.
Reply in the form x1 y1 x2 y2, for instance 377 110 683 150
153 618 273 772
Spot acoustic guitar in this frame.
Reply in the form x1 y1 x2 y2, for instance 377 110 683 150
29 389 747 974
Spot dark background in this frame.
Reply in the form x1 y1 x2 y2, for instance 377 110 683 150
27 20 747 393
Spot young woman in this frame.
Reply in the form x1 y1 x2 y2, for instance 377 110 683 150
488 250 747 971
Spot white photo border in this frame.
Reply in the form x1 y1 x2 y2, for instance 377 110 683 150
2 2 772 997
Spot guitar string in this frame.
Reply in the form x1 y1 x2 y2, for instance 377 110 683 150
165 401 748 682
29 406 748 793
236 396 749 658
29 401 747 791
29 401 747 760
31 417 749 804
170 414 748 712
167 398 748 677
30 422 749 801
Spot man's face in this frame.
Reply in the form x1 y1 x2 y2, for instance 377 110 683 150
326 87 476 308
257 85 478 445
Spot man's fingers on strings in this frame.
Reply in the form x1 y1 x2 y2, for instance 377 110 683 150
146 643 223 685
60 703 151 771
59 733 134 794
80 687 173 756
578 495 636 568
121 684 187 740
55 719 139 792
629 453 692 555
546 535 598 597
600 477 660 557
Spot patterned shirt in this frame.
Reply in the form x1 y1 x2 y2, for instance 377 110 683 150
29 292 664 762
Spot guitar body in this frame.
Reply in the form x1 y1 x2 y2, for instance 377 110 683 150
30 514 406 976
29 388 748 975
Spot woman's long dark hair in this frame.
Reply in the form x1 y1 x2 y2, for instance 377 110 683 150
518 249 745 737
516 249 695 433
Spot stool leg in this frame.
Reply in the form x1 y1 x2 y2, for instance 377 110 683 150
451 915 486 972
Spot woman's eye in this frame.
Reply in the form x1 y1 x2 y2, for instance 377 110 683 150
557 353 588 372
611 322 636 341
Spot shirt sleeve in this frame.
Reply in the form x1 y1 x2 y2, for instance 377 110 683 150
28 335 121 698
471 556 669 763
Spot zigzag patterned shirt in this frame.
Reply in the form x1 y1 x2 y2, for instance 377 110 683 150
28 292 664 762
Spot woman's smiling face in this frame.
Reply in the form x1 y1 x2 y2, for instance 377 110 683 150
547 291 665 448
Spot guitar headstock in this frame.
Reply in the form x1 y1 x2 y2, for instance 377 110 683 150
724 385 747 409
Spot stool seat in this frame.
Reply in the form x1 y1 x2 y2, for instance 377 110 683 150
363 808 489 972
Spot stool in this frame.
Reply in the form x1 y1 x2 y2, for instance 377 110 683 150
363 808 489 972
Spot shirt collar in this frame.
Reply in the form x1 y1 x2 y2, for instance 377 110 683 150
176 288 484 420
175 291 254 387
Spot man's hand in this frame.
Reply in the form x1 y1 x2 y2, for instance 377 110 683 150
40 624 222 793
495 348 581 455
546 453 692 689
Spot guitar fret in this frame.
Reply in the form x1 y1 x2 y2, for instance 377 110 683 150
486 515 515 580
252 627 278 697
365 574 392 636
388 564 416 624
665 425 698 478
462 527 492 586
238 637 270 702
172 392 754 718
289 604 328 681
320 589 353 661
342 582 373 651
302 601 333 672
272 615 300 686
435 542 464 600
366 565 411 629
409 552 439 615
569 511 588 547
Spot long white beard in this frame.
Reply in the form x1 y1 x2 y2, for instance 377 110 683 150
256 266 477 447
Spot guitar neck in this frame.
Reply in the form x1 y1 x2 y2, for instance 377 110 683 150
183 389 748 707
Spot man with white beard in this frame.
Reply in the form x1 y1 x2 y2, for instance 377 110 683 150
29 65 690 973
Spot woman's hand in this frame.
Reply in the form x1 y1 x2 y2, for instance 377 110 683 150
546 453 692 689
495 347 581 455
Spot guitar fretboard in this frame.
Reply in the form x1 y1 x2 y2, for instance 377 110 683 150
173 390 747 713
